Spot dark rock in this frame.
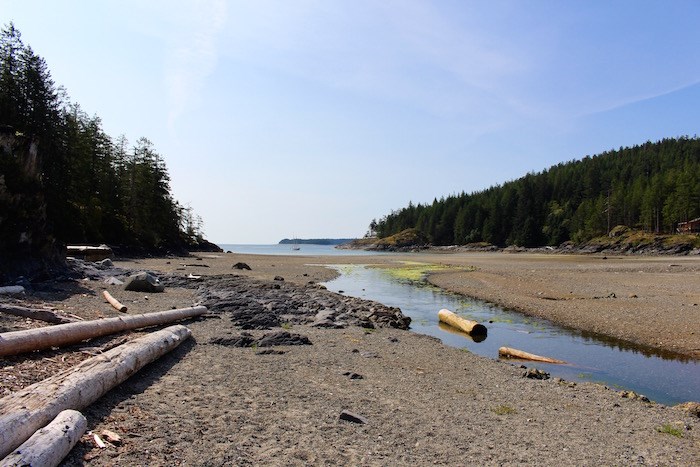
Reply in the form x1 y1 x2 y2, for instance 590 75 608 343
233 262 252 270
367 308 411 330
257 331 312 346
524 368 550 380
124 272 165 292
274 276 285 281
230 308 280 330
342 371 364 380
339 410 368 424
210 333 256 347
256 349 285 355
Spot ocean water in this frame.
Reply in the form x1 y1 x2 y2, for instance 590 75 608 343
217 243 391 256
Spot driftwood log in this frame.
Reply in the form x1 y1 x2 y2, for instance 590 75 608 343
102 290 127 313
0 304 80 324
0 325 191 459
0 409 87 467
498 346 566 364
0 305 206 357
437 309 487 336
437 321 487 343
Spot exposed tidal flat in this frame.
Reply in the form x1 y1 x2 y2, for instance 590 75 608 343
3 250 700 464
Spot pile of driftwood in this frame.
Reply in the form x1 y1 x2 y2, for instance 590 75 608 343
0 304 206 466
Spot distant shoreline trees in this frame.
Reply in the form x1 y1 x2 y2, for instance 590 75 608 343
0 22 204 255
372 137 700 247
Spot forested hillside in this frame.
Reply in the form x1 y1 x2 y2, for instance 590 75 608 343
372 137 700 247
0 23 207 266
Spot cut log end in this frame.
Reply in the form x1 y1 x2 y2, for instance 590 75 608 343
1 409 87 467
437 309 487 337
102 290 127 313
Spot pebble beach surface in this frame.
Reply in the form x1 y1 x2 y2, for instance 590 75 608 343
1 251 699 465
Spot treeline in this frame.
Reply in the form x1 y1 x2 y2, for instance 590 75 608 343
372 137 700 247
0 23 204 254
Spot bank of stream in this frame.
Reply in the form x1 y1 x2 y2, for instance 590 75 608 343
323 264 700 406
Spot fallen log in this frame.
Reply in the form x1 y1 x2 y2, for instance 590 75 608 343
0 409 87 467
437 309 487 336
498 346 566 364
102 290 127 313
0 304 80 324
0 325 191 459
437 321 487 343
0 305 206 357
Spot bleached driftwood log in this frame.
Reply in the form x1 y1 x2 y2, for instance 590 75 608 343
437 309 487 336
0 325 191 459
0 305 206 357
102 290 127 313
0 304 80 324
498 346 566 364
0 409 87 467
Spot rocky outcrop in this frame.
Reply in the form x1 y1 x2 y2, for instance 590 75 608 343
165 274 412 331
0 131 63 282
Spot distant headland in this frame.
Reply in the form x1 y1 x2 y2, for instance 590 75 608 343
278 238 356 246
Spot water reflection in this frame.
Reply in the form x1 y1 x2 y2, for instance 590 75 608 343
438 321 487 343
324 264 700 406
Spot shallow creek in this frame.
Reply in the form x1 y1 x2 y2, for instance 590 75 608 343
323 264 700 406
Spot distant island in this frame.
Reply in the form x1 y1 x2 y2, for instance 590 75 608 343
278 238 356 246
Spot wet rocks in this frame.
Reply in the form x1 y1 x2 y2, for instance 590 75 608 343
188 274 412 332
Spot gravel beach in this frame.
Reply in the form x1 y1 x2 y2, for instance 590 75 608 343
1 251 699 465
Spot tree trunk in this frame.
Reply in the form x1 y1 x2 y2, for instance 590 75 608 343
437 309 487 336
0 325 191 459
0 304 80 324
0 409 87 467
498 346 566 364
0 305 206 357
102 290 127 312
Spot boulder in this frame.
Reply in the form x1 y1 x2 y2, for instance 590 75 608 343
232 262 252 270
124 272 165 293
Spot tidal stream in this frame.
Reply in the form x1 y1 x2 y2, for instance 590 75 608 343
323 264 700 406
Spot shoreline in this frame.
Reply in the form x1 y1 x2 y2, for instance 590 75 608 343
171 250 700 360
2 251 699 464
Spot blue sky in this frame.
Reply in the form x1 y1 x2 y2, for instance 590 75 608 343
3 1 700 243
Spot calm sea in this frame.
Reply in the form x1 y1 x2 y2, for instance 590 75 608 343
217 243 390 256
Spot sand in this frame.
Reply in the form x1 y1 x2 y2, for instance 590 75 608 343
1 251 699 465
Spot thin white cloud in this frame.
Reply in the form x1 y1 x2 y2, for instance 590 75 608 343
165 0 227 131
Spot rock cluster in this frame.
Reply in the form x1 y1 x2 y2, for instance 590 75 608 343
164 274 411 331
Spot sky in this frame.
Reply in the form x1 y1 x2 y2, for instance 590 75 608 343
3 1 700 244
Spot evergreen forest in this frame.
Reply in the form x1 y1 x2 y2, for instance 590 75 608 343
372 137 700 247
0 23 205 255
